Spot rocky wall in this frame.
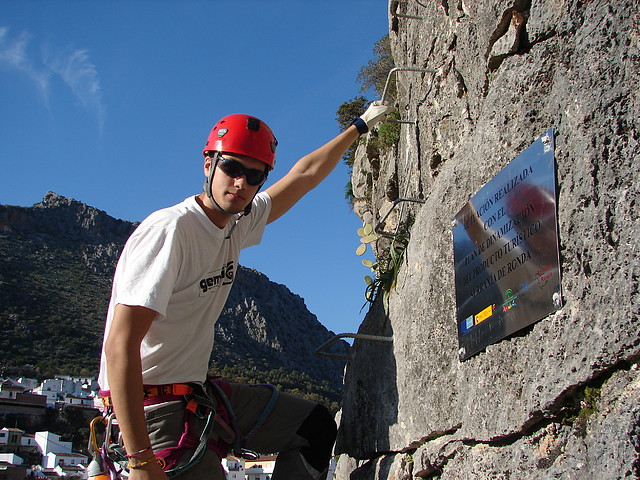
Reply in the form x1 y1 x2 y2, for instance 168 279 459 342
336 0 639 478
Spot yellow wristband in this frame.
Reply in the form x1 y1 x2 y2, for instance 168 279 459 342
128 456 158 469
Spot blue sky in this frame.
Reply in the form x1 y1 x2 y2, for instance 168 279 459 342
0 1 390 339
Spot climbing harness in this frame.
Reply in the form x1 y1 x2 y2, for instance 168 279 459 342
88 378 279 479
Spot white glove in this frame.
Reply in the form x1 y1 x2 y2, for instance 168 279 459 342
360 101 396 130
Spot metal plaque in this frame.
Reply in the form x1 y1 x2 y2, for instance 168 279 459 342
452 128 562 361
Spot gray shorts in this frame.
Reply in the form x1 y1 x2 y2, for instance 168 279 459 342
144 382 318 480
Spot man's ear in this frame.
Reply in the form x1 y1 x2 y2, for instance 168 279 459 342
204 154 213 176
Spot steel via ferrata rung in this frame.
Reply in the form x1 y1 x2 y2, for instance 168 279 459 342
391 0 430 19
375 197 426 238
314 333 393 360
381 66 439 104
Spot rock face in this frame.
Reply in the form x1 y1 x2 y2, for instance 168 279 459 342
336 1 639 478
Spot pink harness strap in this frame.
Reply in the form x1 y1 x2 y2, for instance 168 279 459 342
99 380 235 476
154 379 233 471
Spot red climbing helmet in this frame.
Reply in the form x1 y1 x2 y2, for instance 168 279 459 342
203 114 278 169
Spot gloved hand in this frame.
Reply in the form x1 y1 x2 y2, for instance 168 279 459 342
360 101 396 131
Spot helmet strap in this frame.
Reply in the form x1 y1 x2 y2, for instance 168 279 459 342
204 152 232 215
203 152 263 238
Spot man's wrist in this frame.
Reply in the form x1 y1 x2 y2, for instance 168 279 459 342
128 454 161 470
351 118 368 135
127 446 153 459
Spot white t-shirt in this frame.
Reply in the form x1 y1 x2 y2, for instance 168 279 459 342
98 192 271 390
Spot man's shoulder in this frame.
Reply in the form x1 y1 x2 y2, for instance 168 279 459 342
142 197 198 226
250 191 272 219
130 197 203 240
255 191 271 205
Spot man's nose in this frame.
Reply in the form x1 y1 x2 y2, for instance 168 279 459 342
233 175 247 189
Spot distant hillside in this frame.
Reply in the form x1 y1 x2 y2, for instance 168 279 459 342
0 192 348 405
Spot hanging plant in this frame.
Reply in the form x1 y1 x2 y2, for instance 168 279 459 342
356 224 407 306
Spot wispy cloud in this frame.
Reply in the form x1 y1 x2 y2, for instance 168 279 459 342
0 26 105 129
0 26 50 101
43 44 105 129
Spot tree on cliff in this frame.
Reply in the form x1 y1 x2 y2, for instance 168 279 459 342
337 35 396 204
356 34 395 99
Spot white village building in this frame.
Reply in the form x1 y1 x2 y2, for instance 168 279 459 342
222 456 245 480
245 455 277 480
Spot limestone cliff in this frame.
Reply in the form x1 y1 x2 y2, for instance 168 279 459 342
336 1 639 478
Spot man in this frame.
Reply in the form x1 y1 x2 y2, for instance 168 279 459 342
97 102 394 480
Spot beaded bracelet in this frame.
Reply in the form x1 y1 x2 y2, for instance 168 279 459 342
128 456 160 470
126 446 152 459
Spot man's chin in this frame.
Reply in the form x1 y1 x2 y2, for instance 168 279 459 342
222 201 249 215
214 192 248 214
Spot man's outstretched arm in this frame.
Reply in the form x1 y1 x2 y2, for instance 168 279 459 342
265 102 394 224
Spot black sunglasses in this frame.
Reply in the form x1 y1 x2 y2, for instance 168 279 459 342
217 156 268 186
